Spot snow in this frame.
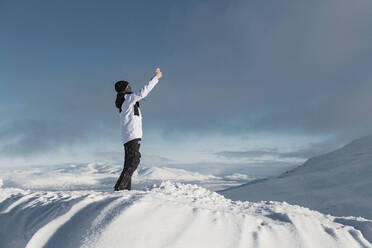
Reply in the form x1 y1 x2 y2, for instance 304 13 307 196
220 135 372 243
137 167 218 181
220 135 372 218
1 182 371 248
224 173 253 180
1 135 372 247
0 163 250 192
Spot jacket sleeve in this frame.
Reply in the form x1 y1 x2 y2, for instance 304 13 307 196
126 76 159 105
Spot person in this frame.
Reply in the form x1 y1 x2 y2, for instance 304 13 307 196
114 68 162 191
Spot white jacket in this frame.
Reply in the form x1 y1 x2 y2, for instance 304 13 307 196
119 76 159 145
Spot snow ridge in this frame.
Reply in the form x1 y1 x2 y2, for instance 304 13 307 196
220 135 372 219
0 182 371 248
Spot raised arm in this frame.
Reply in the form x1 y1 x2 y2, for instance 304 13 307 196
127 68 162 105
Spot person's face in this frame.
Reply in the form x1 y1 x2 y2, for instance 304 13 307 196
126 84 131 92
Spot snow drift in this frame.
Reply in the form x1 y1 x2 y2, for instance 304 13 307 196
220 135 372 218
0 182 371 248
220 135 372 243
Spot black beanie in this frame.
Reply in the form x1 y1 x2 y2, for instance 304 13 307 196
115 80 129 93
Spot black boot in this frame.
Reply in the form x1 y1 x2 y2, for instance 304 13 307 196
114 172 132 191
114 170 126 191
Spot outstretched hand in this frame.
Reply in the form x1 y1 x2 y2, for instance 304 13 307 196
155 68 162 79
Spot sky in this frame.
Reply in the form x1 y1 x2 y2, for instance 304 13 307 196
1 0 372 171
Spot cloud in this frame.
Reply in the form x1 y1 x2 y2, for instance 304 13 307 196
0 119 92 157
144 0 372 139
166 161 299 177
215 148 319 160
2 0 372 163
214 136 351 160
93 151 123 163
94 151 173 166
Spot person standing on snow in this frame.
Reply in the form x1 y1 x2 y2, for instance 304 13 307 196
114 68 162 191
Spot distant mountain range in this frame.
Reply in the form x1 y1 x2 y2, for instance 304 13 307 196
0 163 250 192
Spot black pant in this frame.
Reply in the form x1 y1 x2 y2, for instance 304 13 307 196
114 139 141 191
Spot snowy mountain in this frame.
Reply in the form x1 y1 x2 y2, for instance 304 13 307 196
220 135 372 241
1 182 370 248
0 163 251 192
137 167 218 181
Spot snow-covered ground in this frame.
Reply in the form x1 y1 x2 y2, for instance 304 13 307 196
1 181 371 248
220 135 372 243
1 135 372 247
0 163 256 192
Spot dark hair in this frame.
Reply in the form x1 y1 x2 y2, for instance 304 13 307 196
114 80 129 113
115 92 125 113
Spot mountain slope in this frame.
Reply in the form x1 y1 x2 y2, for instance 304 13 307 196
220 135 372 219
1 182 370 248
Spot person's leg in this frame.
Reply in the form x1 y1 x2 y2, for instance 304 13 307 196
114 139 141 191
126 176 132 190
114 145 128 191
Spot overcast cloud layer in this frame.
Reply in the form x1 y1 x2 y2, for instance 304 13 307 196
1 0 371 166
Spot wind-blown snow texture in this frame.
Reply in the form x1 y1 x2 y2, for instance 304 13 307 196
220 135 372 217
220 135 372 243
1 182 371 248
